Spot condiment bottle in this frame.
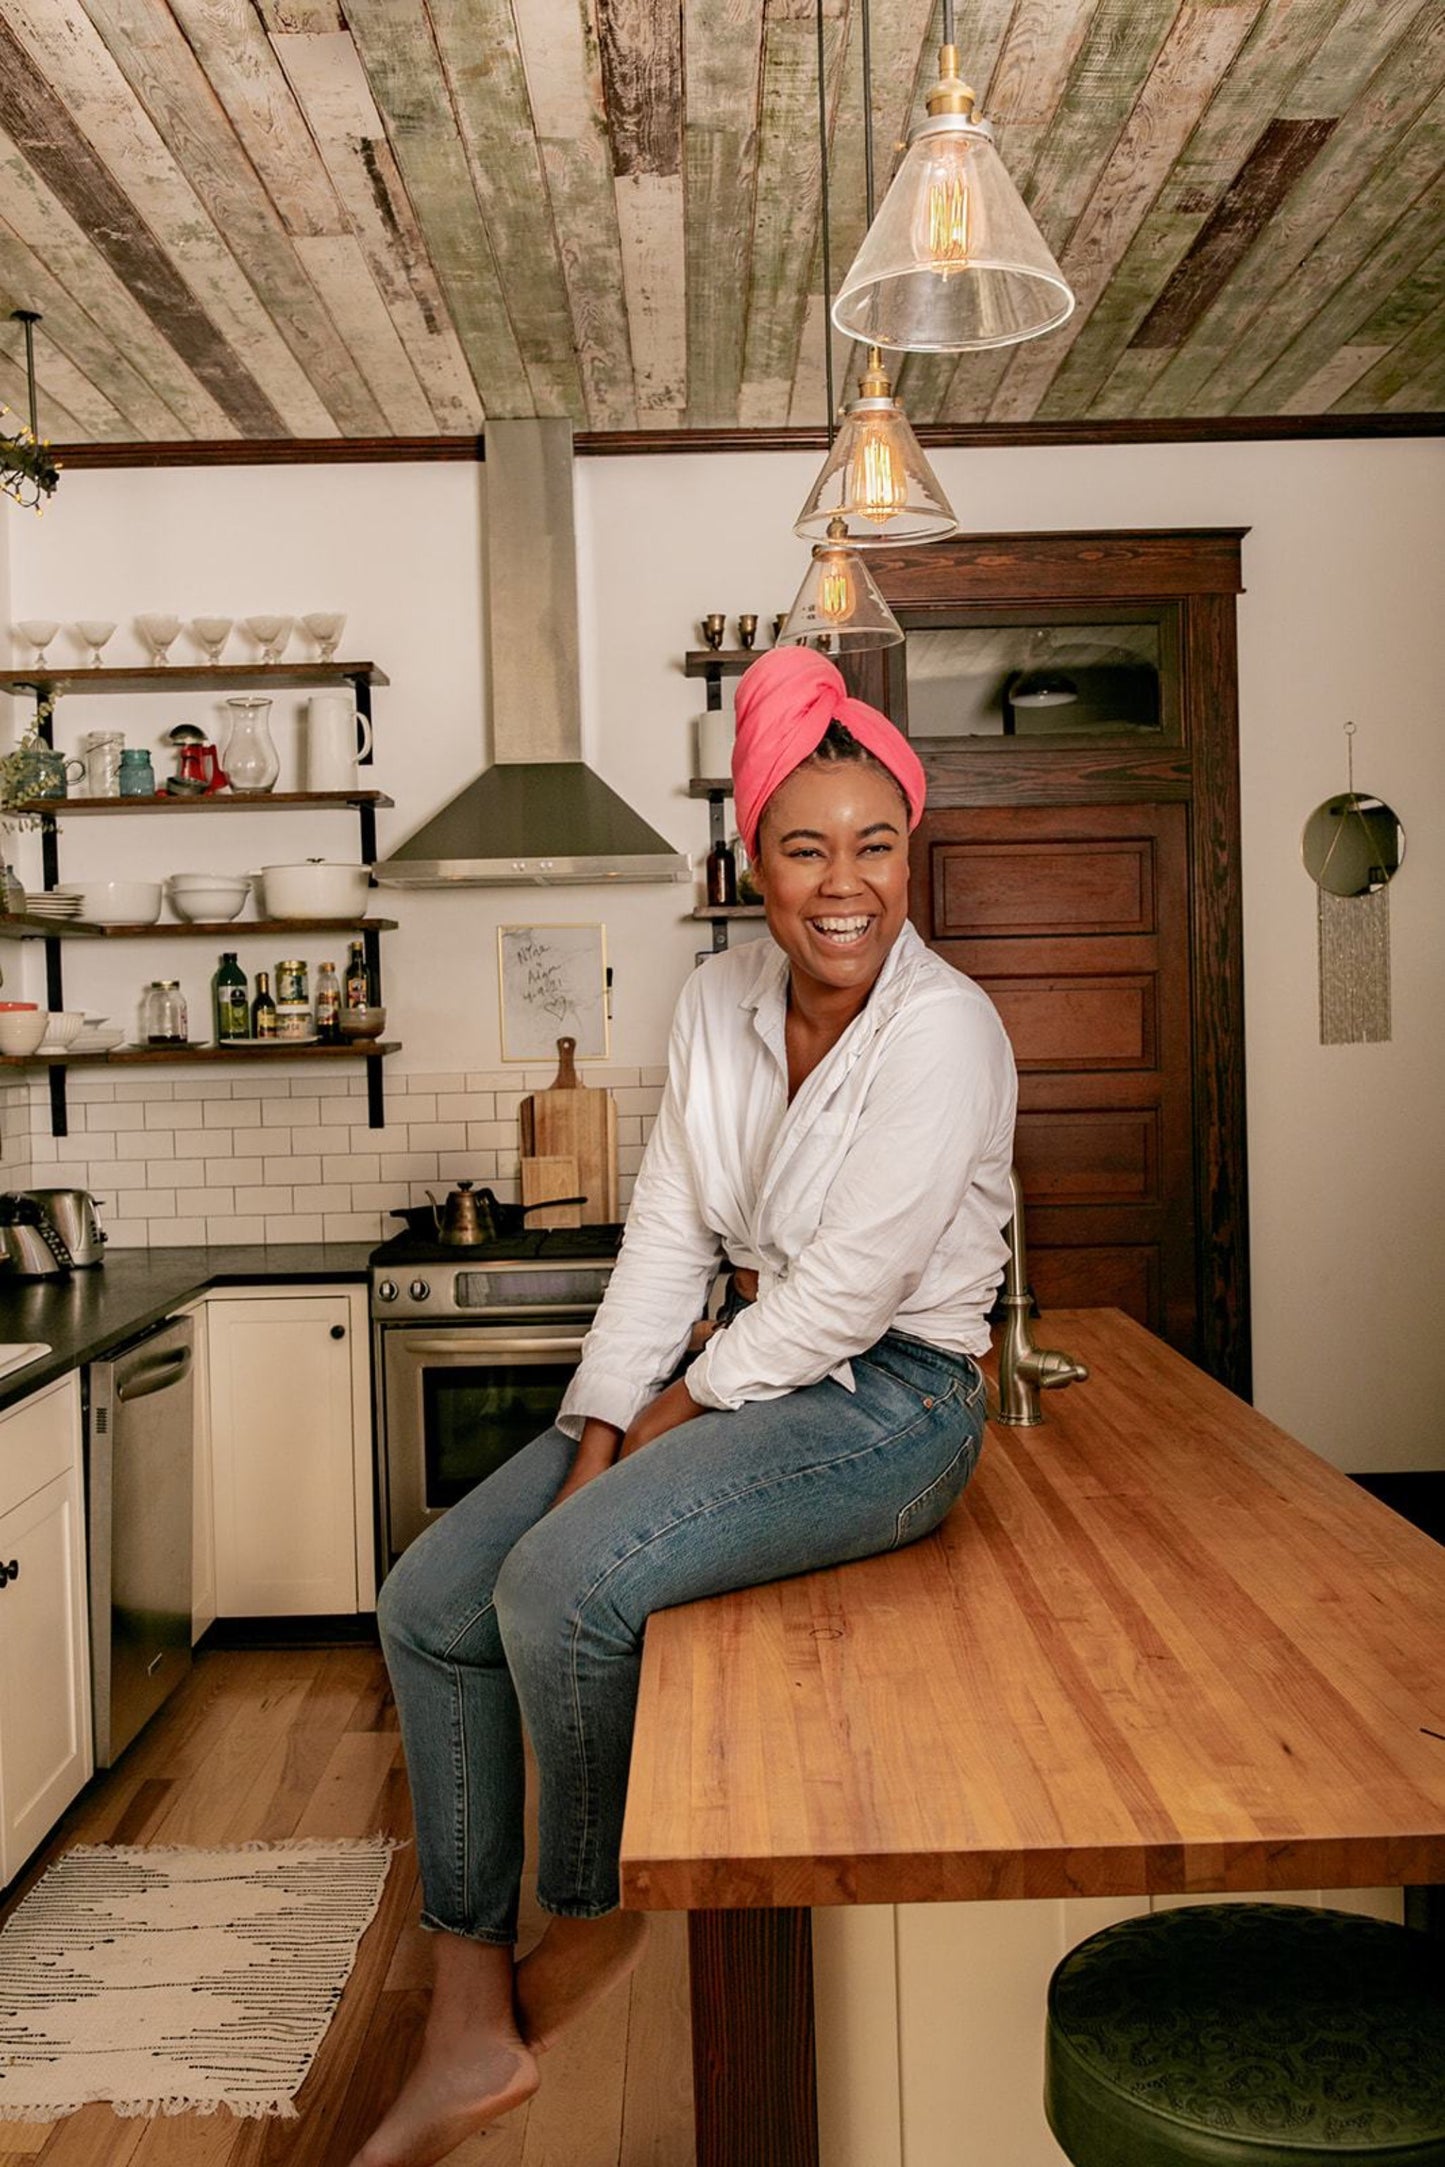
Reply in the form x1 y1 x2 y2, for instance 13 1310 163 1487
344 939 370 1010
314 960 341 1043
213 951 249 1042
251 969 277 1040
706 837 737 907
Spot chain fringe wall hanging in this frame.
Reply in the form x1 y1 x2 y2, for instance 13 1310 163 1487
1301 722 1405 1047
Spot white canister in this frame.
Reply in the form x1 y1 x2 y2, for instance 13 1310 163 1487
695 710 734 782
275 1003 314 1041
304 692 373 792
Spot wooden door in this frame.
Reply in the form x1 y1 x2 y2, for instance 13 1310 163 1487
911 803 1197 1354
853 528 1250 1394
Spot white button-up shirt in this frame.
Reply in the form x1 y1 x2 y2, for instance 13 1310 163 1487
557 921 1017 1440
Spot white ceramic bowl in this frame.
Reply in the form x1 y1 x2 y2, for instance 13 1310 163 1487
71 1027 124 1054
256 861 371 921
0 1012 49 1058
77 879 163 926
166 875 250 923
37 1011 84 1050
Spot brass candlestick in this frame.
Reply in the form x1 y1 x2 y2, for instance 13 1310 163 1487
701 613 726 650
737 614 758 649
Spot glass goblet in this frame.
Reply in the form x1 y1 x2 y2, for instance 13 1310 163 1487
301 611 346 663
15 620 59 668
73 620 116 668
190 616 232 665
137 613 181 666
243 614 292 665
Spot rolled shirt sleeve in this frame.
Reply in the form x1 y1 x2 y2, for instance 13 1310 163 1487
556 988 723 1439
684 989 1015 1410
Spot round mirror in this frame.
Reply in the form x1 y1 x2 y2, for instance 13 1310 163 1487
1301 793 1405 897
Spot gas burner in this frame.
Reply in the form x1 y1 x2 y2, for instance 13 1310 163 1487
371 1223 625 1270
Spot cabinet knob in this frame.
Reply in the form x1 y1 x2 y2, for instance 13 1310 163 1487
0 1559 17 1587
330 1324 346 1340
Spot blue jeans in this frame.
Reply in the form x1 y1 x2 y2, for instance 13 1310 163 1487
376 1325 987 1942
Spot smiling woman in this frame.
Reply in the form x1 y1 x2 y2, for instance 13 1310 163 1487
350 649 1017 2167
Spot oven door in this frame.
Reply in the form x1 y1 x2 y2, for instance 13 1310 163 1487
379 1320 588 1564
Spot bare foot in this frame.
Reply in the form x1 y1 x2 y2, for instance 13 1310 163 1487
515 1910 650 2052
349 1933 540 2167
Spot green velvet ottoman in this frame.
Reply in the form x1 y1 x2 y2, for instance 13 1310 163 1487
1045 1904 1445 2167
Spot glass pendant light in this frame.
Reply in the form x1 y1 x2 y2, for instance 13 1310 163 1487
795 347 956 545
831 12 1074 354
778 517 905 654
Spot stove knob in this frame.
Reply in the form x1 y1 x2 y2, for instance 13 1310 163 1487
409 1279 431 1302
376 1279 399 1303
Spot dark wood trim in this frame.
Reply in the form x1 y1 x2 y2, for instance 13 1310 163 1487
687 1908 818 2167
45 412 1445 468
863 529 1247 601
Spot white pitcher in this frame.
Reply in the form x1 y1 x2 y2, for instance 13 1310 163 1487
304 692 373 791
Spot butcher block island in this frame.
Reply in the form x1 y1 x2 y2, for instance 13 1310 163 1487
620 1310 1445 2167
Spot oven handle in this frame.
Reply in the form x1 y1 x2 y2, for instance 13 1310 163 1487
394 1335 589 1358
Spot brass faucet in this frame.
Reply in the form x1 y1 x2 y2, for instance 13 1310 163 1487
995 1167 1089 1425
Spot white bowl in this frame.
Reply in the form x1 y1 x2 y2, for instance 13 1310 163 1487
168 870 249 888
77 879 162 926
37 1011 84 1050
167 880 249 923
0 1012 49 1058
71 1027 124 1054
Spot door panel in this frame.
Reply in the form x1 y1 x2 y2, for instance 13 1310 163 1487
912 803 1196 1355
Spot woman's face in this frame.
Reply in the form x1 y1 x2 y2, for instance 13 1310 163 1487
755 758 910 1005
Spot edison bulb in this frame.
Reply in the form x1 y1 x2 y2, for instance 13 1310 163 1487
817 553 855 624
914 138 973 271
847 421 908 527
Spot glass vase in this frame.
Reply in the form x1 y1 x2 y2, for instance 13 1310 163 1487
222 696 280 794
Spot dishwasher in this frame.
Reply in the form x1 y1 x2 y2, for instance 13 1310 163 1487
86 1314 195 1768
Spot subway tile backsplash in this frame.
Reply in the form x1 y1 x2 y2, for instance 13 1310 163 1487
1 1070 663 1249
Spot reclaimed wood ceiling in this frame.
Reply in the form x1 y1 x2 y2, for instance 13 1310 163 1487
0 0 1441 453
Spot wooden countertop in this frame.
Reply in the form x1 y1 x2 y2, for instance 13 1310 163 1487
620 1310 1445 1911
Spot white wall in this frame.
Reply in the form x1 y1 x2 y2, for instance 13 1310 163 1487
7 439 1442 1473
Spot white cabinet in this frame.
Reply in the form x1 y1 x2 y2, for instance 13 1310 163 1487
0 1374 91 1886
204 1286 374 1617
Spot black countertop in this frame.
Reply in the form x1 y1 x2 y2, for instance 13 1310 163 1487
0 1243 373 1412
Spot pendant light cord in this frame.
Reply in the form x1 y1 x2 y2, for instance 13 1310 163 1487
861 0 875 224
816 0 836 446
942 0 956 45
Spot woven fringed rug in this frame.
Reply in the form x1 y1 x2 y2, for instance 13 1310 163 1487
0 1839 400 2120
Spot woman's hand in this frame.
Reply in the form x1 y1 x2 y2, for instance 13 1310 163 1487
619 1378 706 1460
549 1418 622 1511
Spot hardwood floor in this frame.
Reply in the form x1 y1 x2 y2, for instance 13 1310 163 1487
0 1649 695 2167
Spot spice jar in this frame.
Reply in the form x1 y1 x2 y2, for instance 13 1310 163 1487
118 747 156 796
142 980 188 1046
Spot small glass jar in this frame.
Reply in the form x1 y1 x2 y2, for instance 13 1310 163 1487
118 747 155 796
143 979 188 1046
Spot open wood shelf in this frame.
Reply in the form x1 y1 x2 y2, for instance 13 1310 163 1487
0 1040 398 1068
0 660 389 696
14 789 393 814
687 777 733 797
683 649 760 677
689 904 764 920
0 914 397 941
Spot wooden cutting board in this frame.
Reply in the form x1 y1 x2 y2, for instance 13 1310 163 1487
519 1038 619 1226
520 1155 583 1229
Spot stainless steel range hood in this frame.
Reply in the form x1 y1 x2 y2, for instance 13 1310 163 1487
375 419 690 888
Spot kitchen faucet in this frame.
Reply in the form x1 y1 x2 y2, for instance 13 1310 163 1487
995 1167 1089 1425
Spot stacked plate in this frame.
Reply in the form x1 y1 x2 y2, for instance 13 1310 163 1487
71 1015 124 1055
26 888 84 922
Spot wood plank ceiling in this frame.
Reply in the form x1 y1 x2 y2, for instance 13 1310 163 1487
0 0 1440 452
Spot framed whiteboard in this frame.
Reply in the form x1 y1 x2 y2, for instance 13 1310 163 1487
497 923 610 1063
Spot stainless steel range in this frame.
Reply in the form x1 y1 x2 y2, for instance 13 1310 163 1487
371 1224 624 1569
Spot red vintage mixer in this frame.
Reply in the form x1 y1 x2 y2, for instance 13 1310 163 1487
165 723 226 795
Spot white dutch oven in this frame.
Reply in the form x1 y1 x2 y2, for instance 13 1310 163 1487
255 859 372 921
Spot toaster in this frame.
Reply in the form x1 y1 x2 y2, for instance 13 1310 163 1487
0 1192 73 1278
25 1188 106 1268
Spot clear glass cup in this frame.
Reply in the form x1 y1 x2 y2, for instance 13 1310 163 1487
82 730 125 797
301 611 346 662
136 613 181 665
222 696 280 793
73 620 116 667
15 620 58 667
243 615 292 665
190 616 232 664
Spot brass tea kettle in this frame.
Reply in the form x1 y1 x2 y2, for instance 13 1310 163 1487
426 1179 489 1246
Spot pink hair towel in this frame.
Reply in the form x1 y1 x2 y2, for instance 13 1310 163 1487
730 646 926 854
